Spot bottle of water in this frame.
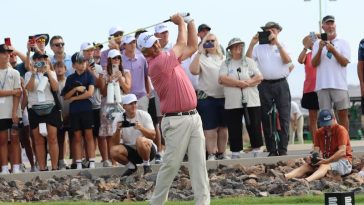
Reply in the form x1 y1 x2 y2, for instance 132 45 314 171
107 83 115 104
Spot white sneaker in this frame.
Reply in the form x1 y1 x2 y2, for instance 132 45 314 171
207 154 216 161
102 160 112 167
0 170 10 175
58 160 68 170
252 149 262 158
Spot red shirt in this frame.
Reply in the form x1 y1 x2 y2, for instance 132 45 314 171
303 52 317 93
314 124 352 163
148 50 197 114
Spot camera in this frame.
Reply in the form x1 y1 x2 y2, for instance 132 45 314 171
89 58 95 68
258 31 271 44
34 61 45 69
320 33 328 41
311 151 320 166
72 81 86 96
203 41 214 49
120 113 135 128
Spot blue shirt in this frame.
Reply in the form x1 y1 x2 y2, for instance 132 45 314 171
15 63 27 78
358 39 364 61
62 70 95 113
51 54 73 77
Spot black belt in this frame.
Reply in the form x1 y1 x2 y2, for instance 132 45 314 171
263 78 286 83
164 109 197 117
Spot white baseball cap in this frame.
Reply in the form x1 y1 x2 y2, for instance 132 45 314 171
137 32 160 50
122 35 136 45
122 94 138 104
109 26 123 36
80 42 94 51
154 23 168 34
107 49 121 58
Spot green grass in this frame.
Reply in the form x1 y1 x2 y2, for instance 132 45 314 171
2 194 363 205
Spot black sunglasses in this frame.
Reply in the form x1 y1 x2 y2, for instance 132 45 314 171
205 40 215 43
53 43 65 47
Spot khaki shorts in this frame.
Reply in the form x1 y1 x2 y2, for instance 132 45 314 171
330 159 352 175
317 89 350 110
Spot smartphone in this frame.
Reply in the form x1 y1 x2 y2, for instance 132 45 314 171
28 36 35 52
320 33 328 41
258 31 271 44
4 38 11 46
203 41 214 49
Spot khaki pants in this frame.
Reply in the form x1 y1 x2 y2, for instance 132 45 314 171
289 116 304 144
150 113 210 205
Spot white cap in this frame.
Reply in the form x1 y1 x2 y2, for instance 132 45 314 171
137 32 160 50
122 35 136 45
109 26 123 36
122 94 138 104
154 23 168 34
80 42 94 51
107 49 121 58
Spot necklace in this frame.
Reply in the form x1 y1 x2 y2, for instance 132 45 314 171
323 130 332 159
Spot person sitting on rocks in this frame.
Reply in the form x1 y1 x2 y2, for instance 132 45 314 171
279 109 352 183
110 94 156 176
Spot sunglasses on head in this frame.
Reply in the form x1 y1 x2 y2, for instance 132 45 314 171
53 43 65 47
36 38 46 43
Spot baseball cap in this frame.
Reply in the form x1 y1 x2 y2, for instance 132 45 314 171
260 21 282 31
109 26 124 36
318 109 334 127
80 42 94 51
107 49 121 58
198 24 211 33
155 23 168 34
71 52 86 64
93 42 103 50
137 32 160 50
0 44 13 53
122 35 136 45
32 52 48 60
122 94 138 104
226 38 245 50
322 15 335 23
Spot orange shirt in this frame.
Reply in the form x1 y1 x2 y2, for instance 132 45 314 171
314 124 352 163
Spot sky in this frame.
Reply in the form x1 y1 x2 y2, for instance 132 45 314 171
2 0 363 98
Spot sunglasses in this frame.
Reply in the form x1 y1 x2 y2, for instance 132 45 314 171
205 40 215 43
112 56 121 60
36 38 46 43
113 32 123 37
53 43 65 47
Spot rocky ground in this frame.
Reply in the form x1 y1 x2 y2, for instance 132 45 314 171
1 157 364 202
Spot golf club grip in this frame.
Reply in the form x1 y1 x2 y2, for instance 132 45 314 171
163 13 190 23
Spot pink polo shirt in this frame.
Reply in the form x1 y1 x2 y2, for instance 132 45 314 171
148 50 197 114
303 52 317 93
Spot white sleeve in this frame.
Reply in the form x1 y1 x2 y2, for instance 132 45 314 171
139 110 154 130
112 112 124 134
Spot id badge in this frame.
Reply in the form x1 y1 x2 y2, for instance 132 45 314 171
0 97 5 104
37 91 46 102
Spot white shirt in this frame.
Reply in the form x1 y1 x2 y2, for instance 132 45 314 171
25 71 58 107
0 67 22 119
198 54 225 98
252 43 291 80
112 109 154 148
219 58 261 109
290 101 302 120
312 37 351 91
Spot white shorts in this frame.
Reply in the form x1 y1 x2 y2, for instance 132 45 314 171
330 159 352 175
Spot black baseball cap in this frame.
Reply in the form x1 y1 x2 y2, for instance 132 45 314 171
322 15 335 23
198 24 211 33
71 52 86 64
0 44 13 53
32 52 48 60
261 21 282 31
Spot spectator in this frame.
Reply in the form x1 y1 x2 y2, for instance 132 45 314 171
289 101 304 144
49 35 73 77
298 34 320 142
62 52 96 169
282 109 352 183
54 61 70 170
219 38 264 158
138 13 210 205
25 52 61 171
9 47 27 78
197 24 211 42
121 35 150 111
154 23 173 51
110 94 156 176
93 42 103 65
246 21 293 156
311 15 351 131
357 37 364 178
189 33 228 160
99 49 131 166
0 44 22 174
100 26 124 69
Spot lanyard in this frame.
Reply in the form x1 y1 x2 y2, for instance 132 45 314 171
0 70 8 90
323 130 332 159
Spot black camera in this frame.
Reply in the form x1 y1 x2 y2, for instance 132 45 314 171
72 81 86 96
320 33 328 41
121 113 135 128
258 31 271 44
311 151 320 166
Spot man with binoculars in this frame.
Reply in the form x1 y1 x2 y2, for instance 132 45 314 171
110 94 156 177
